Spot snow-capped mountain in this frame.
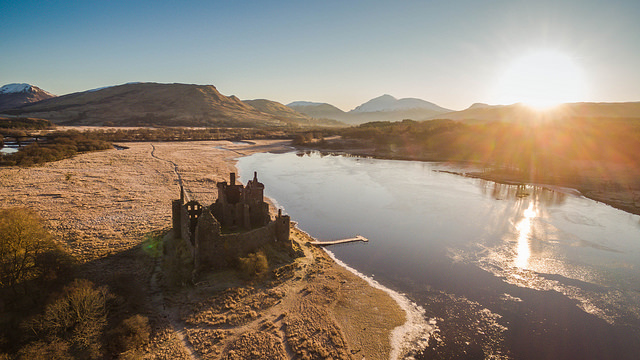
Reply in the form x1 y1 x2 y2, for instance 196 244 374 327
349 94 451 113
0 83 54 96
0 83 31 94
0 83 56 111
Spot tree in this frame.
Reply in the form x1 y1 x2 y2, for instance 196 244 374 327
28 279 109 359
0 208 54 294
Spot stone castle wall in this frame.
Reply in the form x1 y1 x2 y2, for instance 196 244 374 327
172 172 291 272
194 208 286 270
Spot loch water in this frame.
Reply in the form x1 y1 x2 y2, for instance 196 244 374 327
237 151 640 359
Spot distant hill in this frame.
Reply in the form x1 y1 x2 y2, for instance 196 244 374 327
287 101 350 122
288 95 452 125
244 99 344 127
3 83 291 127
350 94 451 114
429 102 640 123
558 102 640 118
0 83 56 111
245 99 310 120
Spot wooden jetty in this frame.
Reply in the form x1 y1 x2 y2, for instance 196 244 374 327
310 235 369 247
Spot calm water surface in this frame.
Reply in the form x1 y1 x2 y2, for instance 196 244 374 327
238 151 640 359
0 146 19 155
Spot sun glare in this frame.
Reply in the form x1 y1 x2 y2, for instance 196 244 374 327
495 50 587 109
515 201 537 269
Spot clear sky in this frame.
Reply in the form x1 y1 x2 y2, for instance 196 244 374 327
1 0 639 111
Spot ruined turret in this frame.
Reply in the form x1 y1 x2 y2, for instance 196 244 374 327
275 209 291 244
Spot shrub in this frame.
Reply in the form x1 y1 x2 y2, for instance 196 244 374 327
108 314 151 354
238 250 269 279
17 339 71 360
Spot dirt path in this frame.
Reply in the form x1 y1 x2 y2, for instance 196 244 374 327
148 232 198 360
151 142 184 186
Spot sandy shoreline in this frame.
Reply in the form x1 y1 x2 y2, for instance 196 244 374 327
0 140 420 359
323 248 434 359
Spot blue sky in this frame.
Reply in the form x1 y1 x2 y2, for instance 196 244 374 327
1 0 639 111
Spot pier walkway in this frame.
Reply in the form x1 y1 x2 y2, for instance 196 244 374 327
310 235 369 247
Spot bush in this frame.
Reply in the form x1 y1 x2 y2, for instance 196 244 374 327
108 314 151 354
17 339 71 360
238 250 269 279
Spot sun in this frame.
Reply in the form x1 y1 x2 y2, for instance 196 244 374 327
494 50 587 109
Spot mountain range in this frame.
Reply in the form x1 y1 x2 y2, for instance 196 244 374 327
1 82 639 127
288 94 453 124
1 83 333 127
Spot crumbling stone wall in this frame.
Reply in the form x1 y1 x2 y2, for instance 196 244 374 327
172 172 291 272
194 207 289 270
178 203 195 256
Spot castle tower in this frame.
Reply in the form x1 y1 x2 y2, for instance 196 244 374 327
275 209 291 243
245 172 269 227
244 171 264 203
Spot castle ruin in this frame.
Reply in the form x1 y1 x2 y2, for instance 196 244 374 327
172 172 290 271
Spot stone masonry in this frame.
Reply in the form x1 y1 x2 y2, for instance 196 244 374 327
172 172 290 271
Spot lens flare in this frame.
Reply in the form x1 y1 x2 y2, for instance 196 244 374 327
495 50 587 109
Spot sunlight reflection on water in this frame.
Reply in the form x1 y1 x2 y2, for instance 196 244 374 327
515 201 537 268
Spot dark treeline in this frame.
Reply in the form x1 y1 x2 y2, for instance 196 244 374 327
1 125 339 166
306 117 640 185
91 126 340 143
0 117 54 130
89 126 295 142
0 130 112 166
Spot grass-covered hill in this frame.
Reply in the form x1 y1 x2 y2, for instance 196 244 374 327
3 83 312 128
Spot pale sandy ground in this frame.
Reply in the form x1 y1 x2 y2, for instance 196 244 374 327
0 140 410 359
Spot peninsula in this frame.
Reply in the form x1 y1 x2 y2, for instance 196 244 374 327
0 140 416 359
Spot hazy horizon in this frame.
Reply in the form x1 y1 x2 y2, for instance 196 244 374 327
2 0 639 111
